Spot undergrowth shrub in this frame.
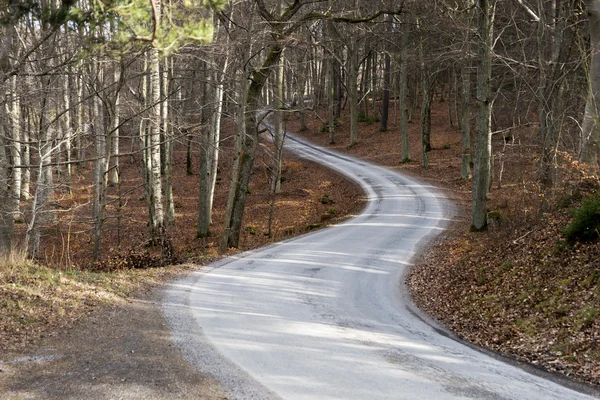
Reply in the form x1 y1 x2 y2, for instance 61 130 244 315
563 193 600 243
90 250 164 272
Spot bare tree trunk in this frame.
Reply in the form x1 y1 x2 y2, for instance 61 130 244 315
222 44 282 250
535 0 572 185
348 34 359 146
26 127 53 258
460 64 472 179
76 63 84 165
297 55 308 132
198 62 212 238
197 127 211 237
0 97 13 254
400 17 410 163
328 57 336 144
471 0 496 231
208 55 229 223
10 75 22 216
150 6 165 236
362 47 371 118
220 70 248 253
380 16 392 132
272 47 285 194
581 0 600 167
62 71 72 193
110 61 121 186
92 80 108 262
418 18 434 168
140 53 154 229
163 57 175 226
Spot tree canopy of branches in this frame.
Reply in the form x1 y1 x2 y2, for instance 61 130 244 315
0 0 598 261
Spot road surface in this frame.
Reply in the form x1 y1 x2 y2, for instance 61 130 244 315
164 134 598 400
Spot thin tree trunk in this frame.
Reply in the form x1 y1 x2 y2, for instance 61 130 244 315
140 53 154 229
198 62 212 237
92 82 108 262
400 17 410 163
461 2 474 180
349 34 359 146
220 72 248 253
329 58 336 144
21 113 30 201
76 63 84 164
26 127 53 258
149 6 165 236
362 49 371 117
62 71 72 193
11 75 22 215
163 57 175 226
272 48 285 194
0 94 13 254
461 63 472 179
471 0 496 231
580 0 600 167
110 60 121 186
380 15 392 132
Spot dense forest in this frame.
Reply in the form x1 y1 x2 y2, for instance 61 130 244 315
0 0 598 264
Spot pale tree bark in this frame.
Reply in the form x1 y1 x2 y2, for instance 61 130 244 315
208 51 230 223
140 52 154 229
163 57 175 226
25 127 54 258
11 75 22 215
581 0 600 167
75 62 84 165
0 26 16 252
149 2 165 236
21 116 31 200
206 12 232 226
361 46 371 118
62 70 72 194
471 0 496 231
0 99 13 254
109 60 121 186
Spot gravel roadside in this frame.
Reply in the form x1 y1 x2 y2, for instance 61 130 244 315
0 286 228 400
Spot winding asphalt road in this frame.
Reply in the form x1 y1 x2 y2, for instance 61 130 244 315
164 134 598 399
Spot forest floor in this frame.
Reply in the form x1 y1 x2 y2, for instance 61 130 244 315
289 99 600 389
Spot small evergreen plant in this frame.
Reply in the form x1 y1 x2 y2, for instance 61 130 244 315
563 193 600 243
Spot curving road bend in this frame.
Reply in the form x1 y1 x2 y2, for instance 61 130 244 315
164 134 598 400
